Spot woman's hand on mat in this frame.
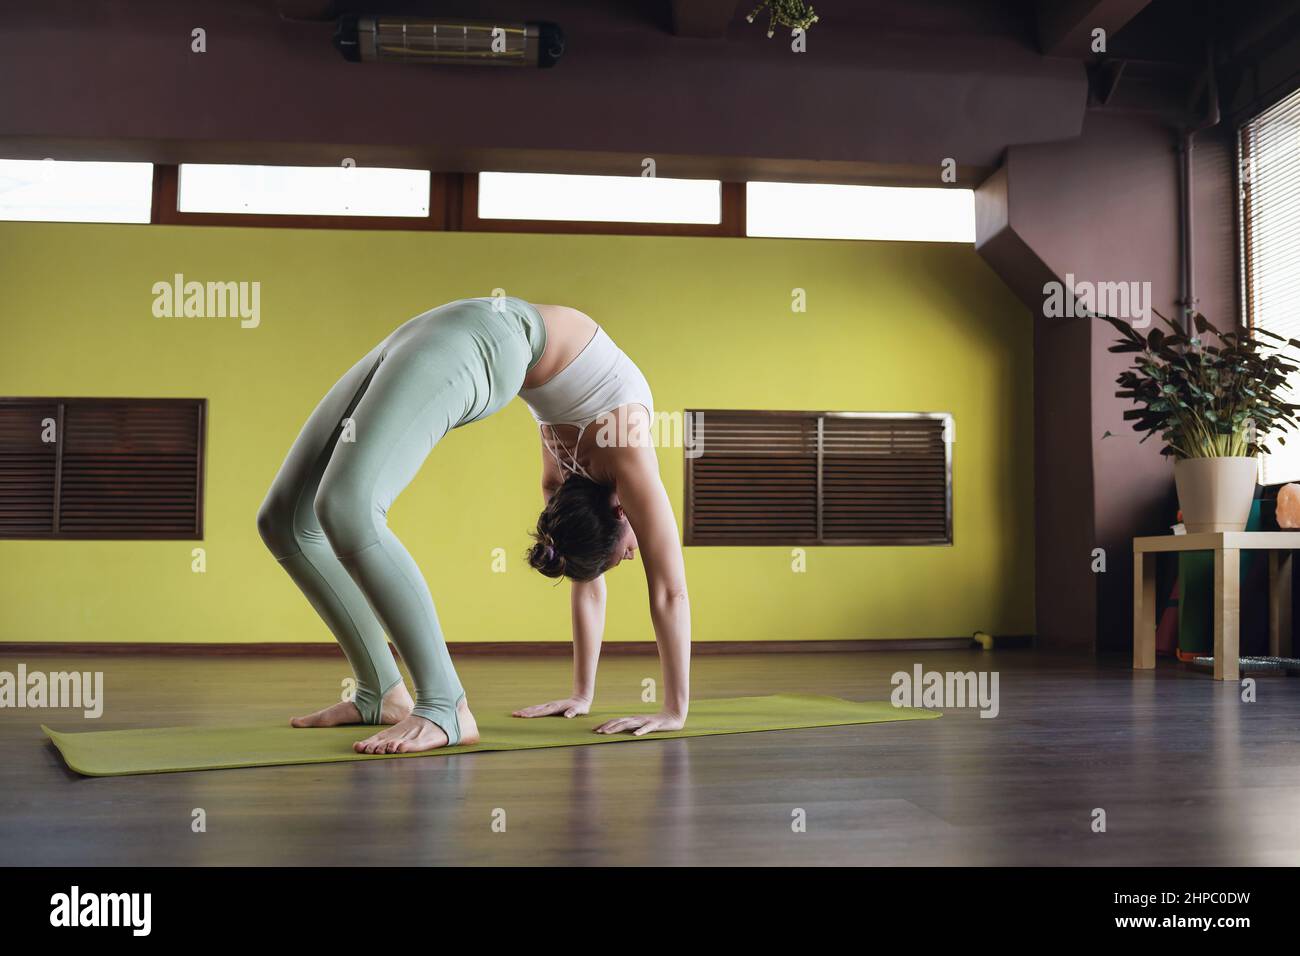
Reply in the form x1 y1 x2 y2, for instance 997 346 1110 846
593 712 685 736
511 696 592 719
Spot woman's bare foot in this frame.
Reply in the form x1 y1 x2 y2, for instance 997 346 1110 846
290 682 414 728
353 696 479 753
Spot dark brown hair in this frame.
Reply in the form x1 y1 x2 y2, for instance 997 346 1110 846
527 475 623 581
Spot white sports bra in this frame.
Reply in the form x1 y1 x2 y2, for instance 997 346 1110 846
518 327 655 481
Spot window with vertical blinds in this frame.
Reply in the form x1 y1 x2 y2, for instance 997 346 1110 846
1241 85 1300 484
683 410 953 546
0 398 207 539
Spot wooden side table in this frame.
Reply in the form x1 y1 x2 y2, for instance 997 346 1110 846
1133 531 1300 680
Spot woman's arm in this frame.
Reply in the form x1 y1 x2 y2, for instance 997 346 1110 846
513 429 607 719
594 410 691 735
570 575 605 702
514 577 604 718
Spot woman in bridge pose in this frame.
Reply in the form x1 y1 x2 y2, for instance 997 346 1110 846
256 296 690 753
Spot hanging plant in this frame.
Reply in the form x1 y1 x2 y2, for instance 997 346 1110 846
747 0 819 39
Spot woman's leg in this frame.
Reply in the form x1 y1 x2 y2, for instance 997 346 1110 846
255 343 406 725
311 335 482 752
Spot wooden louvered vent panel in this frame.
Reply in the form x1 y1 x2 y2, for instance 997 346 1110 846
687 413 818 543
0 401 58 536
685 410 951 546
0 398 206 539
822 416 950 544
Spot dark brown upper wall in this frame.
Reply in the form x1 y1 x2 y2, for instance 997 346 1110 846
0 0 1085 177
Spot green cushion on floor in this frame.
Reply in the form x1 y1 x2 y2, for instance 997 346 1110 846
43 694 940 776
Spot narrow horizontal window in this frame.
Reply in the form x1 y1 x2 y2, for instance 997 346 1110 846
0 398 207 540
477 172 721 224
746 182 975 242
684 410 953 546
178 164 431 217
0 159 153 223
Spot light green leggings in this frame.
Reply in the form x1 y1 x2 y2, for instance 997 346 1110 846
256 297 547 742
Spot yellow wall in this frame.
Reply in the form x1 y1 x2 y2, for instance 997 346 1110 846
0 222 1034 644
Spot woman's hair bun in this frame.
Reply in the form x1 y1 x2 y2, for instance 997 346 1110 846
526 475 623 582
527 529 567 578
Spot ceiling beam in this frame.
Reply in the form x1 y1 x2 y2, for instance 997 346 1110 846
274 1 336 22
670 0 739 38
1036 0 1153 58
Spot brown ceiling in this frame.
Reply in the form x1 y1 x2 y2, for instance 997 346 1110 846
0 0 1295 183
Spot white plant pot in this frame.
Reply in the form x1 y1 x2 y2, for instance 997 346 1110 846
1173 456 1259 533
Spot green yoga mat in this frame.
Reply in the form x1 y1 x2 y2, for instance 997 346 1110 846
43 694 939 777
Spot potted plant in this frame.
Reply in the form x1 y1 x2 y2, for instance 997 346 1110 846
1106 310 1300 532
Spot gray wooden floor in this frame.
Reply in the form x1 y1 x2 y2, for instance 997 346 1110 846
1 648 1297 866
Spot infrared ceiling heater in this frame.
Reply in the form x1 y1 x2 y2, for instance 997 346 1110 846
334 16 564 67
